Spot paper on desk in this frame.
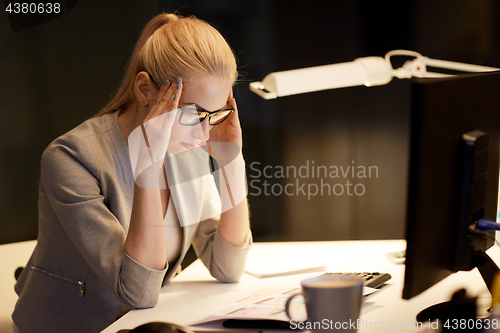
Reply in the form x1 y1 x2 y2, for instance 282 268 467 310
244 257 327 278
191 286 379 327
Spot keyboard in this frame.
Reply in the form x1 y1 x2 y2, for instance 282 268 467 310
322 272 392 289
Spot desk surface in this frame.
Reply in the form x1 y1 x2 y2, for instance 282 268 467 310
0 240 37 333
102 240 498 333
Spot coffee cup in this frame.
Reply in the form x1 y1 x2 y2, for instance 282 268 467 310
285 274 364 332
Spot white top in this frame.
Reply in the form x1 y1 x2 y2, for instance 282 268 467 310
164 196 182 264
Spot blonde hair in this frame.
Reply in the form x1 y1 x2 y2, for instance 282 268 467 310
96 13 237 117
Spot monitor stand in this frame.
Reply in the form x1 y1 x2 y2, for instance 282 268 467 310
416 252 499 323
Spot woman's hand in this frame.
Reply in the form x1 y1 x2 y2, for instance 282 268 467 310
144 77 183 123
206 87 243 165
125 77 184 271
129 77 183 188
208 87 242 148
142 78 183 162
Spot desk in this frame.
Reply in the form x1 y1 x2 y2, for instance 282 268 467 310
0 240 37 333
102 240 499 332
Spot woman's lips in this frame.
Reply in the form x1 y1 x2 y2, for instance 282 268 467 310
180 142 197 150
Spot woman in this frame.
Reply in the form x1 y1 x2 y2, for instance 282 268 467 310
12 13 251 333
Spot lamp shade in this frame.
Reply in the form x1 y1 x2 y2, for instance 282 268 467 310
250 56 393 99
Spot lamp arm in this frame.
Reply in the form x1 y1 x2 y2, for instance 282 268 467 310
422 57 499 73
388 50 499 79
250 50 499 99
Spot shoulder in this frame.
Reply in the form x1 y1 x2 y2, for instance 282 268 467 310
41 112 118 178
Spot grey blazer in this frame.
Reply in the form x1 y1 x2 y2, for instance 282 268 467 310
12 111 251 333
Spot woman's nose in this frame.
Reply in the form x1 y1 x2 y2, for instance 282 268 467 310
194 118 210 141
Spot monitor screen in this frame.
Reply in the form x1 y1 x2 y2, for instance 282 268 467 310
403 71 500 300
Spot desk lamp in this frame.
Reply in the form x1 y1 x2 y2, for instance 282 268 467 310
249 50 498 99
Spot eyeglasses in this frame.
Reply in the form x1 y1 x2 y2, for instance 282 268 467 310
146 72 159 87
179 105 234 126
144 72 234 126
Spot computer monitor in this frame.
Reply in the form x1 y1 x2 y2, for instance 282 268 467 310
403 71 500 307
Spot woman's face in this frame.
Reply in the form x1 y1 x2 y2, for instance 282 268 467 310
167 75 232 155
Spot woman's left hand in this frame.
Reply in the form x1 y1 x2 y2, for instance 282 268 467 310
206 88 243 164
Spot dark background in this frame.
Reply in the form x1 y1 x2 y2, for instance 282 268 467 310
1 0 499 244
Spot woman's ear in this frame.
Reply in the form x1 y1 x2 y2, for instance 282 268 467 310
134 72 152 103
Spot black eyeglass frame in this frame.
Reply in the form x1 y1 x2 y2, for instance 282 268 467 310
146 72 160 87
145 71 235 127
178 106 235 126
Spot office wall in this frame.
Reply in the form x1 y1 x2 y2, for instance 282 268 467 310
1 0 499 244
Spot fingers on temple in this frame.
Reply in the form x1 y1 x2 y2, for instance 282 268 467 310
229 95 237 111
147 84 168 120
155 83 169 105
155 79 182 117
145 84 169 121
170 78 183 110
143 78 183 123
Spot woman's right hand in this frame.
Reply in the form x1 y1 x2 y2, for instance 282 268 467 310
128 76 183 188
143 76 183 123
